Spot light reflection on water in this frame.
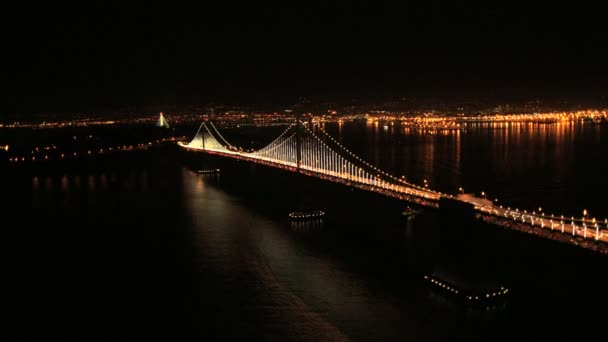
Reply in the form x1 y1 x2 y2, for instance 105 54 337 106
289 220 324 232
180 168 443 340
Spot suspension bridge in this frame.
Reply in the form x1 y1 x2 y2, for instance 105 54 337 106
179 120 608 254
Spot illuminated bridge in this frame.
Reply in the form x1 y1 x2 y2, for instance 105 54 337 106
179 120 608 254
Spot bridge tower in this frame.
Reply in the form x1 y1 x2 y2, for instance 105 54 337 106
202 122 205 150
296 113 302 172
156 112 170 128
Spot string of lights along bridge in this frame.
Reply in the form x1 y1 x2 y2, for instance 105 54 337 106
179 120 608 253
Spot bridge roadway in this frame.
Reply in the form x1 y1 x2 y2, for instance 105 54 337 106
476 205 608 244
179 142 608 254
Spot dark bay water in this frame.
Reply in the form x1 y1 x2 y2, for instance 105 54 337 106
2 121 608 341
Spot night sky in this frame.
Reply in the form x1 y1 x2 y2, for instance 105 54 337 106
3 2 608 113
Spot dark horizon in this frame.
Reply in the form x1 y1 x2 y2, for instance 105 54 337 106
3 2 608 114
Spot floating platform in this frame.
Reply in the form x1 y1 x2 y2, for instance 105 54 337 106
424 274 509 306
289 210 325 220
195 169 220 174
401 206 418 218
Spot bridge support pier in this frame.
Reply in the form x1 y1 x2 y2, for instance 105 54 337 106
439 197 476 221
